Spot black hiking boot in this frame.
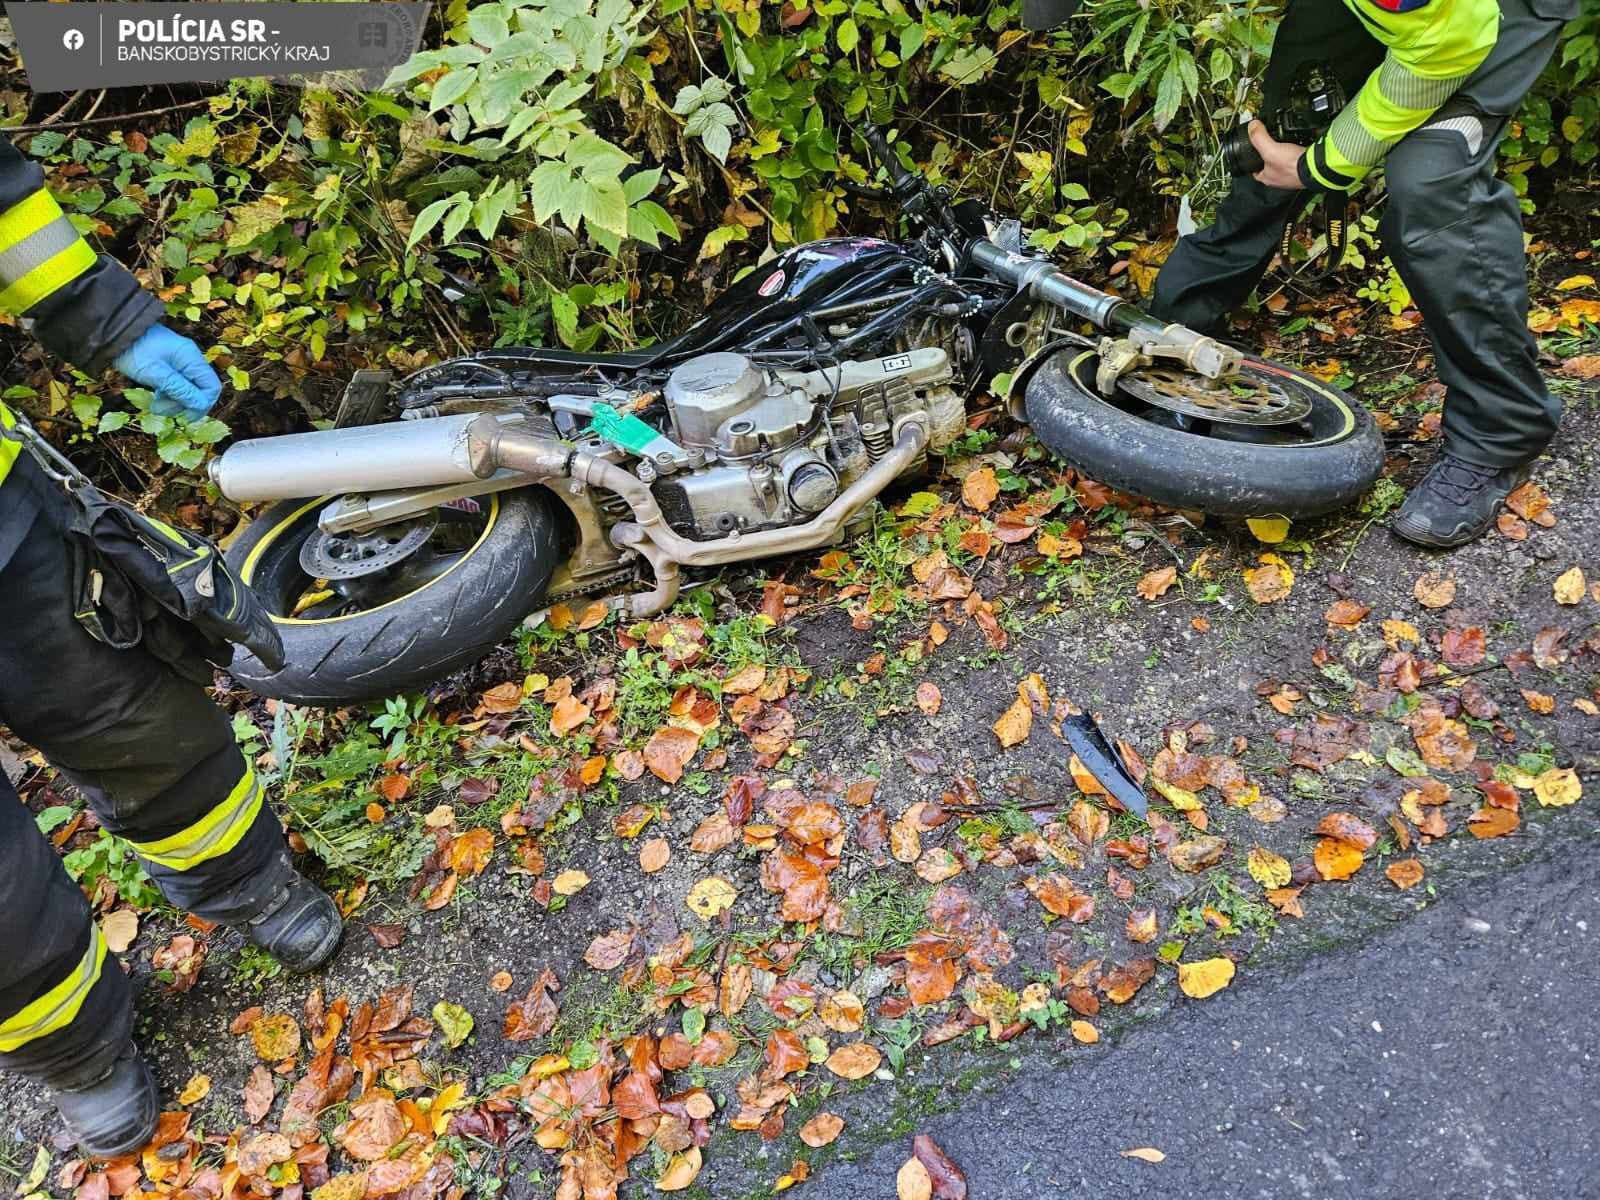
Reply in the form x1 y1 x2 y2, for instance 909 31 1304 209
51 1046 158 1159
240 868 342 972
1392 454 1530 549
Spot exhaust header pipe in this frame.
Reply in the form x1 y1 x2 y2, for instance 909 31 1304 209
210 413 505 502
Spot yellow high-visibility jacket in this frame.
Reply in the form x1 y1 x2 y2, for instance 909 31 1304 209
0 138 160 559
1300 0 1501 190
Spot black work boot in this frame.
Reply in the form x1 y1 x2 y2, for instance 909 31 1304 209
240 868 342 972
51 1046 158 1159
1392 454 1530 549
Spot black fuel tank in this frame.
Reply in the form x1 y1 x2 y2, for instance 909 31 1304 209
679 237 912 350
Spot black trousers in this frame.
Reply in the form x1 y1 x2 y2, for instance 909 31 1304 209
1152 0 1569 469
0 460 293 1085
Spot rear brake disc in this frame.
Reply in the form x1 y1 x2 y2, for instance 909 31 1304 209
1117 365 1311 426
298 515 438 581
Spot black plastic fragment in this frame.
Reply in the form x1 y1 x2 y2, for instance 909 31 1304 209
1062 712 1148 819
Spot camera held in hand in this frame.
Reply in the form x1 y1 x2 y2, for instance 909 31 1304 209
1221 62 1345 177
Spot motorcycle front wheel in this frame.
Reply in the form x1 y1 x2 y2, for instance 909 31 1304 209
1023 350 1385 518
224 488 564 705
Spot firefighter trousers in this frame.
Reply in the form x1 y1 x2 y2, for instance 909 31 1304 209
0 461 294 1086
1151 0 1568 469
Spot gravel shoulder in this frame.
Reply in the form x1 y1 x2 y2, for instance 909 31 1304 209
1 316 1596 1199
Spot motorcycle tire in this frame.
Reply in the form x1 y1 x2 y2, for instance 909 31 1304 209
224 488 563 706
1024 350 1385 518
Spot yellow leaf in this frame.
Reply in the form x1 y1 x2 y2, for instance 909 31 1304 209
1152 777 1201 811
1245 515 1290 544
1381 618 1420 649
1069 753 1109 797
1243 553 1294 604
992 695 1033 748
961 465 1000 512
551 869 590 896
1120 1147 1166 1163
896 1157 932 1200
1136 565 1177 600
1412 571 1457 609
1556 274 1596 290
1246 846 1291 889
1069 1019 1099 1044
1532 766 1581 808
178 1073 212 1105
312 1176 368 1200
657 1147 703 1192
686 876 737 919
1313 836 1365 881
1385 859 1424 890
100 908 139 954
250 1012 301 1062
17 1146 49 1196
825 1042 881 1079
431 1081 470 1134
1176 957 1236 999
1553 566 1586 605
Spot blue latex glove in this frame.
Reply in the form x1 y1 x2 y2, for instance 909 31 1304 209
112 324 223 418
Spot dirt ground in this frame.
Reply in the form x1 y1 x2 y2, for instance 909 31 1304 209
2 259 1598 1198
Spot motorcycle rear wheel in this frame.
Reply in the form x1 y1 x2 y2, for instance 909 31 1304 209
1023 350 1384 517
224 488 563 705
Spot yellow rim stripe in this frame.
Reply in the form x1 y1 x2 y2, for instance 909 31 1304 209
0 927 107 1052
240 493 502 625
0 238 96 315
127 766 262 870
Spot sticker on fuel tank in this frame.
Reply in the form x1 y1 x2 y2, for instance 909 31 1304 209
757 270 786 297
880 353 912 372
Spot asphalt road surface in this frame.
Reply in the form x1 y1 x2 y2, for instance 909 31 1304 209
809 830 1600 1199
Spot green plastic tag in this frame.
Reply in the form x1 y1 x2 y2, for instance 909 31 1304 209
588 402 661 455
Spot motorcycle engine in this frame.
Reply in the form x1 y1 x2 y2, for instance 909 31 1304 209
651 349 962 539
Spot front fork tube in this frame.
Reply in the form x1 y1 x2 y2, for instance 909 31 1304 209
968 239 1240 394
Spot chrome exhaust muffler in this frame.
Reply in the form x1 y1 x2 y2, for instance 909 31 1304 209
209 413 505 502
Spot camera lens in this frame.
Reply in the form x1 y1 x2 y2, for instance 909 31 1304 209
1221 126 1264 177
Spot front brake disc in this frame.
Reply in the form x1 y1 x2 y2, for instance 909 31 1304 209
1117 365 1312 426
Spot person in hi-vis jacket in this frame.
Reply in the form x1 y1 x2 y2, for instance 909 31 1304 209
1152 0 1575 547
0 136 342 1158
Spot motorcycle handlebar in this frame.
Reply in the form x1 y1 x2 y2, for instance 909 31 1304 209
854 122 919 197
969 238 1125 330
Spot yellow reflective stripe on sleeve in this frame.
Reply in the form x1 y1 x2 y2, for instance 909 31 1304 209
0 237 96 315
1322 0 1499 186
0 927 107 1053
1 403 20 488
127 766 263 871
0 214 86 291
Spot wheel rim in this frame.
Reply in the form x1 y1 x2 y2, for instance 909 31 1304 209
238 495 502 626
1066 352 1357 449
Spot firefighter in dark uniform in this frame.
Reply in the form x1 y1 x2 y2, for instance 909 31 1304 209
0 138 342 1157
1152 0 1578 547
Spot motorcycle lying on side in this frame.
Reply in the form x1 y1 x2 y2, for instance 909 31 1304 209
212 121 1382 706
